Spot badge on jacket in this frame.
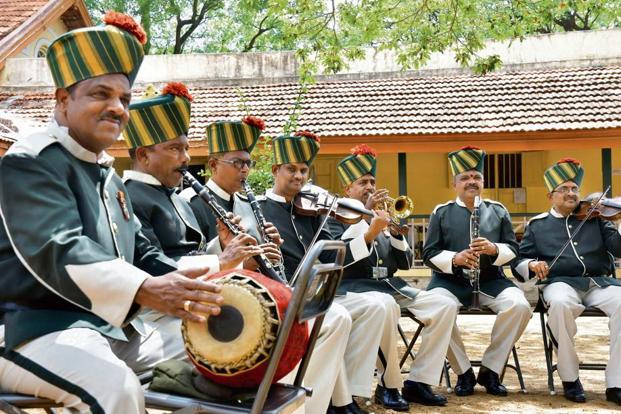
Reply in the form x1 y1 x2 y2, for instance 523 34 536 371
117 191 131 221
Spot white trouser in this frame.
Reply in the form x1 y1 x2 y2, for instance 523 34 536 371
543 282 621 387
435 287 532 376
331 292 386 406
0 313 185 414
293 302 352 414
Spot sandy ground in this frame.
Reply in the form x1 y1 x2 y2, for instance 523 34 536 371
16 314 619 414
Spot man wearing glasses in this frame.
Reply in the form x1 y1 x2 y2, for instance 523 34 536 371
512 158 621 405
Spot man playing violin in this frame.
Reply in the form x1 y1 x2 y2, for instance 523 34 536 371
423 146 532 397
512 158 621 405
329 144 458 408
261 131 398 414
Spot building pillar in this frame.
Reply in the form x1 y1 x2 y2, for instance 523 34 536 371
602 148 612 195
398 152 407 196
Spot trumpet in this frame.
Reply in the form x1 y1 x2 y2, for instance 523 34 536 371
381 195 414 220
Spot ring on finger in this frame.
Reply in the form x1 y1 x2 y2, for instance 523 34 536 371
183 300 192 312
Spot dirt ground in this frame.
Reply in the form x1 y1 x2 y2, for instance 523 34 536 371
19 314 619 414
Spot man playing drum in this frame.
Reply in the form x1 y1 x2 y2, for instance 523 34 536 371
329 144 458 408
0 14 225 413
512 158 621 405
260 131 401 414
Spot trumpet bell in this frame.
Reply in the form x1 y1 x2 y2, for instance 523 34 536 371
390 195 413 219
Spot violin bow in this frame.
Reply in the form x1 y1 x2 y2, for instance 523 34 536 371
547 186 610 271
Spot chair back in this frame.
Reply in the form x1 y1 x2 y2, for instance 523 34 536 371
251 240 346 414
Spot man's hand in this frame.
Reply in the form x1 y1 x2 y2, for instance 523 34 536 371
216 214 246 248
469 237 499 256
528 260 550 280
134 266 223 323
219 233 262 270
453 249 479 270
364 210 390 243
364 189 389 210
263 222 283 246
243 242 281 270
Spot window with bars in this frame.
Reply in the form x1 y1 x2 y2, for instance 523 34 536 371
484 153 522 189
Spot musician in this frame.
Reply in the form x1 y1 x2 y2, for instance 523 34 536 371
423 146 532 397
180 122 353 414
122 83 260 270
511 158 621 405
329 144 458 407
0 14 225 413
261 131 401 414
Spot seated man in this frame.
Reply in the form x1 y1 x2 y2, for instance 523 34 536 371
122 82 261 267
0 15 224 413
423 146 532 397
512 158 621 405
261 131 399 414
330 145 458 408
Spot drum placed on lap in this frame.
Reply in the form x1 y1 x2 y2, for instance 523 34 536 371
182 269 308 388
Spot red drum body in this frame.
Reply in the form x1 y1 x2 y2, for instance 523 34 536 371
182 269 308 388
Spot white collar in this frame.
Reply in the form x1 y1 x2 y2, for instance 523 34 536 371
456 197 467 207
550 207 566 218
265 189 288 203
47 121 115 167
122 170 163 186
207 179 232 201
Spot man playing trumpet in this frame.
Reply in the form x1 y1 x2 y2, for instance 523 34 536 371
329 144 457 408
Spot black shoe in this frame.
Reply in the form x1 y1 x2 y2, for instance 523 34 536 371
562 379 586 403
374 384 409 411
328 400 368 414
476 366 508 396
455 368 476 396
401 380 448 406
606 387 621 405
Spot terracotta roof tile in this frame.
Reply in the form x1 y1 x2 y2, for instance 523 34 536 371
0 0 50 41
1 65 621 140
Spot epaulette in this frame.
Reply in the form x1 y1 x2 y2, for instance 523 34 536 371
484 198 509 212
432 200 455 214
178 187 197 201
528 212 549 224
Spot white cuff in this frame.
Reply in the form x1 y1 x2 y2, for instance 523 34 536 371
205 236 223 255
177 254 220 275
515 259 534 281
429 250 455 274
349 233 371 262
492 243 516 266
390 235 409 251
66 258 150 327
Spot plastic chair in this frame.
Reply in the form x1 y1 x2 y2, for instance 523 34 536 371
1 240 347 414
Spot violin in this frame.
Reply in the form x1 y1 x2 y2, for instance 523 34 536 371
293 185 409 236
573 193 621 221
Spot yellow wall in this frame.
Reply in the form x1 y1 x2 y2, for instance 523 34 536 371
313 147 621 217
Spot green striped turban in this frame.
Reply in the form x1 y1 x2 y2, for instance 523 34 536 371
46 11 146 88
123 82 192 149
448 146 486 175
206 116 265 154
337 144 377 186
544 158 584 192
273 131 320 166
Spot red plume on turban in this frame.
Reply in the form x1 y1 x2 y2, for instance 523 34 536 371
294 130 320 143
162 82 194 102
350 144 377 157
103 11 147 45
242 116 266 131
557 157 581 165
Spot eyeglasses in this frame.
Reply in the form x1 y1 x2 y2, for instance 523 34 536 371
216 158 256 169
552 186 580 194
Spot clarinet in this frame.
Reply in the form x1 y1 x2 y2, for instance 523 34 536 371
469 196 482 311
182 170 286 284
241 180 288 282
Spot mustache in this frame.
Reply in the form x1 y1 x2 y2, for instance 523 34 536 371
465 184 479 190
176 164 189 173
99 113 122 123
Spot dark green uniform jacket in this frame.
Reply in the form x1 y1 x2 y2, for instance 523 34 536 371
423 198 519 306
259 190 371 282
328 216 418 298
511 208 621 290
0 122 177 351
124 171 208 260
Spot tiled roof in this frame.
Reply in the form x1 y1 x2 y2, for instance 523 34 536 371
1 65 620 140
0 0 50 41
